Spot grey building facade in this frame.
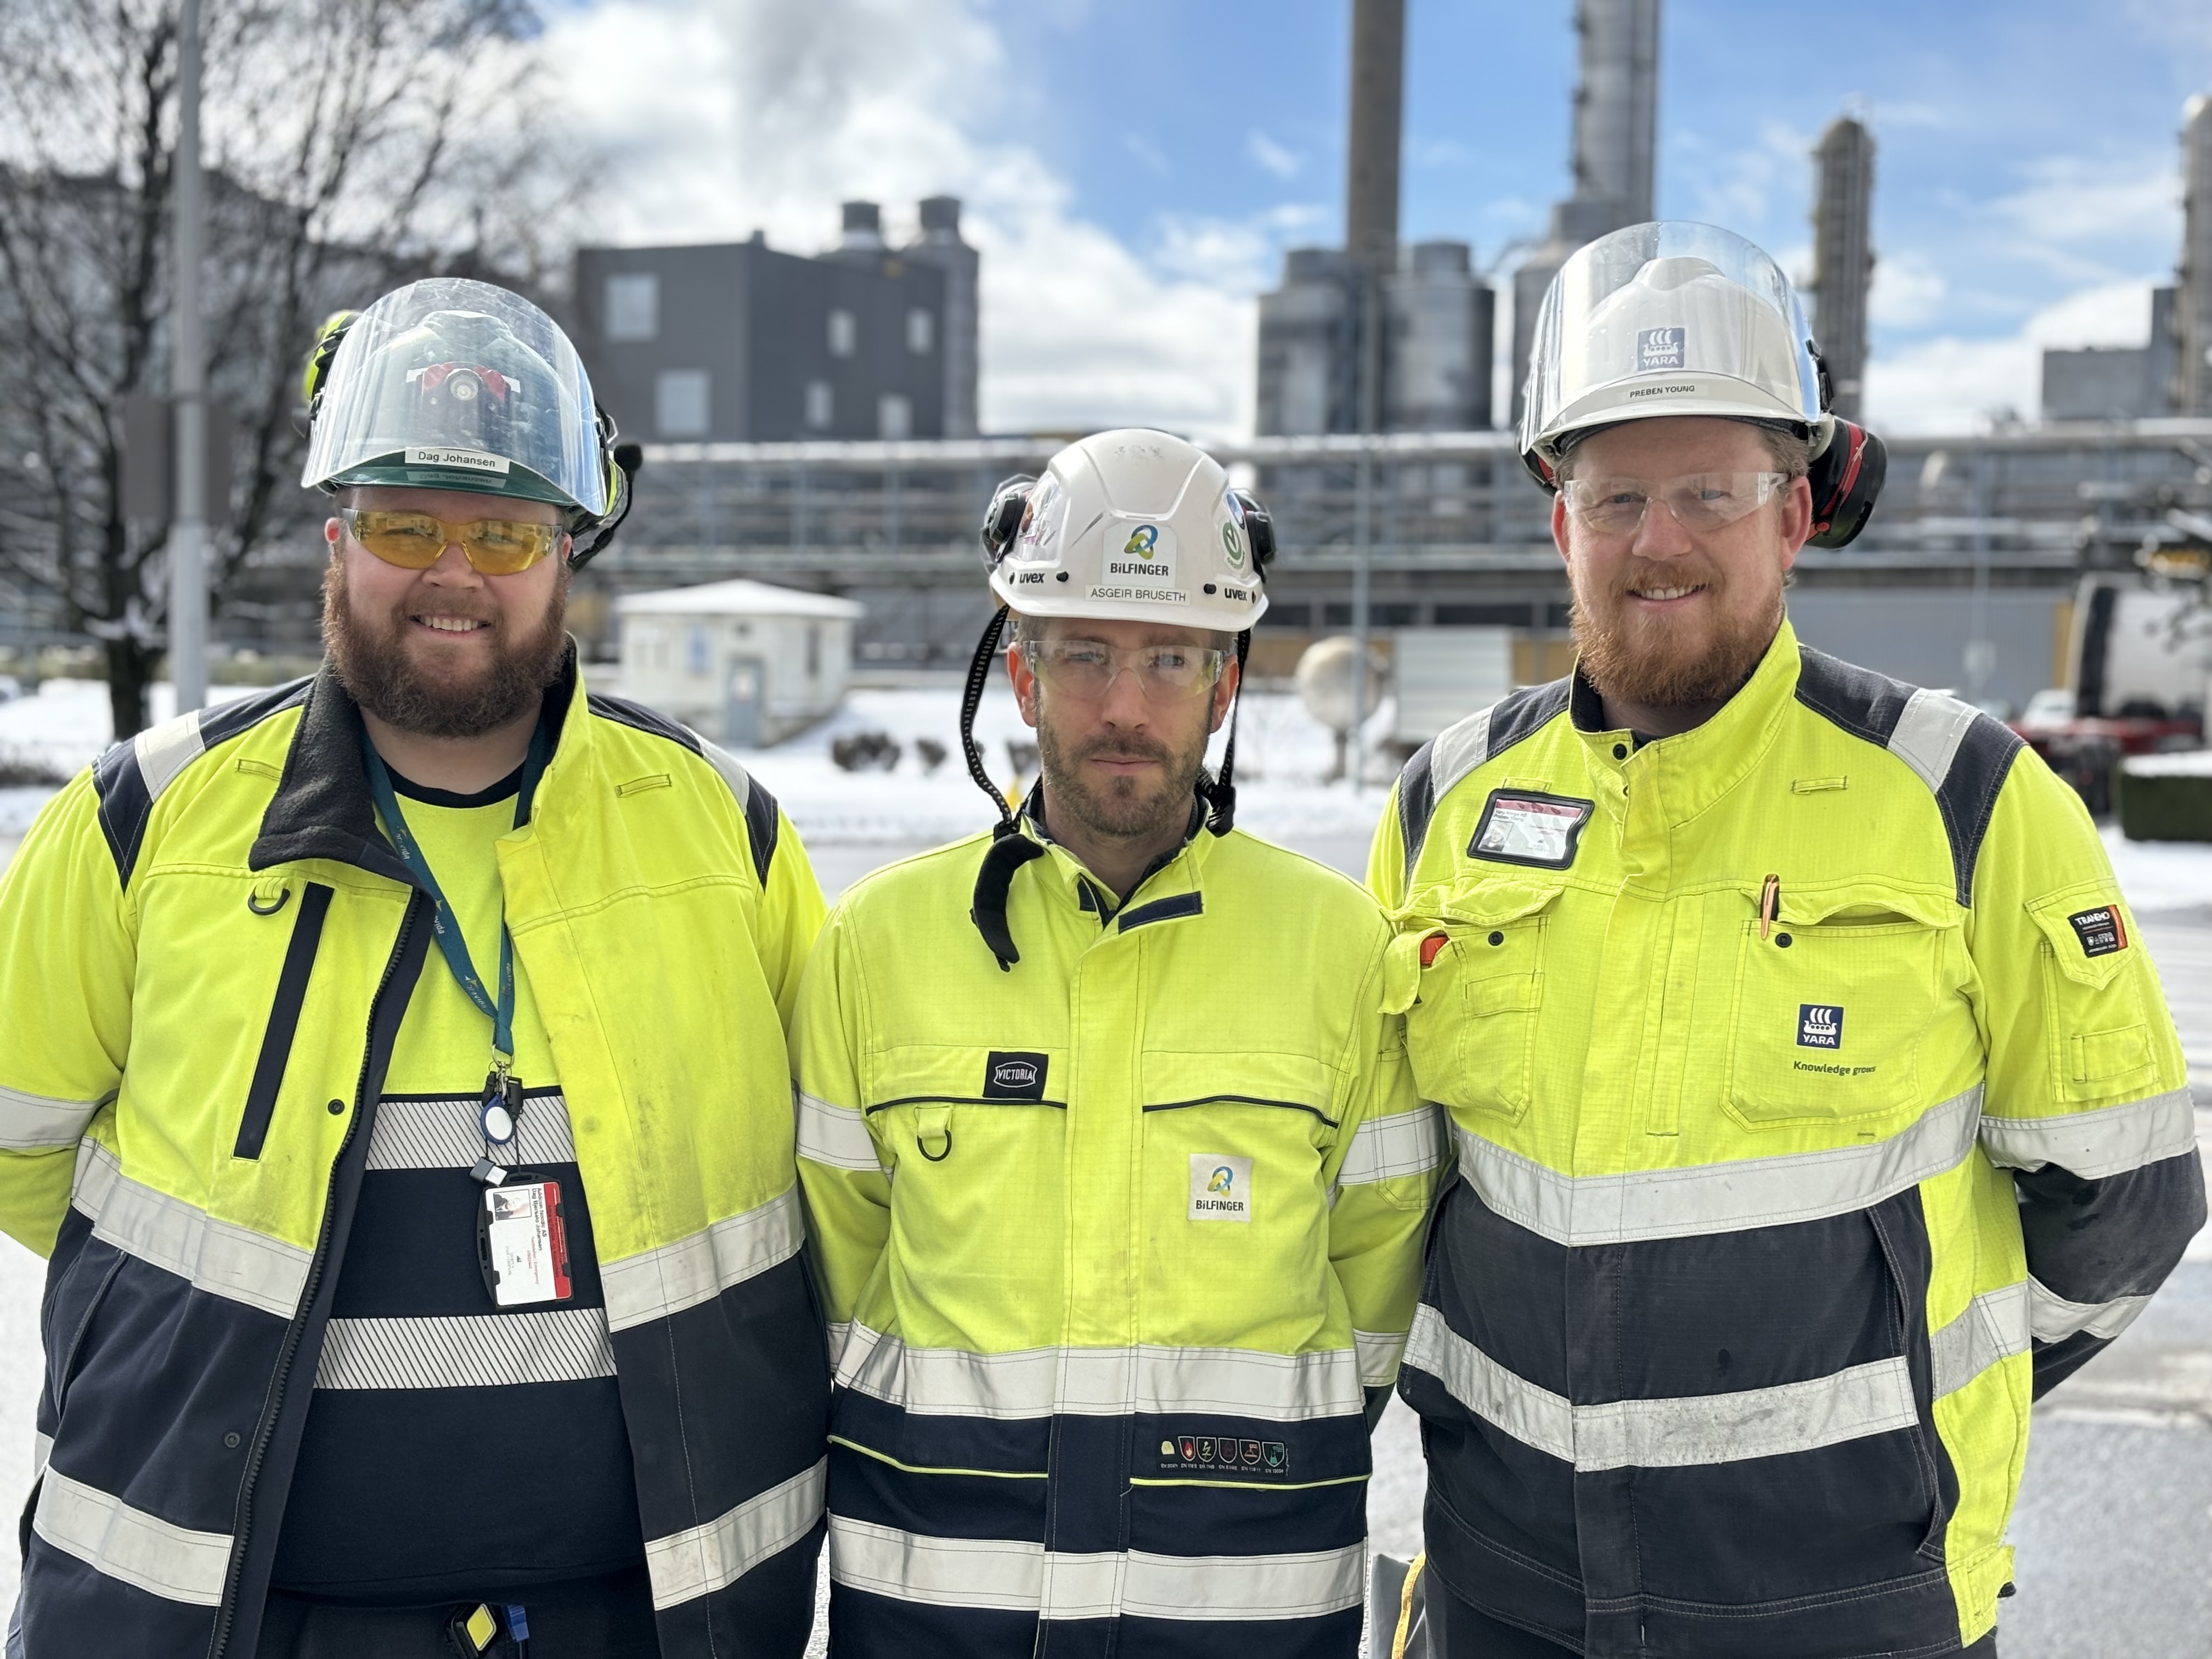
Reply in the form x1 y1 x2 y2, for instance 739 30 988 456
573 199 978 445
1809 115 1875 421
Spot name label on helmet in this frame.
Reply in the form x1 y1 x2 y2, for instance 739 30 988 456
405 446 511 475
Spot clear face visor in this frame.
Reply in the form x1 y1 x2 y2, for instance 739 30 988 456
302 277 607 515
1520 222 1824 455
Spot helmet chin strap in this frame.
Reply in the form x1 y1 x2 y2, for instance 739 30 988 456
961 606 1044 970
1195 628 1252 836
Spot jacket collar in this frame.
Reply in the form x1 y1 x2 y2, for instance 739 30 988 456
1020 786 1214 920
251 644 584 882
1571 617 1801 830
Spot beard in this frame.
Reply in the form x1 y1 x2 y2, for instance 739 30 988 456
322 555 571 739
1570 558 1783 710
1036 714 1206 845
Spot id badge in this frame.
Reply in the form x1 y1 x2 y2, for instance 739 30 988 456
475 1178 574 1308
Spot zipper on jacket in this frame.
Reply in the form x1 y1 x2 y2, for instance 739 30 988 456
234 883 336 1160
207 892 425 1659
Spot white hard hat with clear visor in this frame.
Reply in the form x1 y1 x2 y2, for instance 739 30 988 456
1519 222 1830 478
301 277 609 518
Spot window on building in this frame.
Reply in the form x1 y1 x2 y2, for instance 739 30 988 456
655 369 710 437
686 627 709 676
606 272 659 342
827 308 857 358
906 308 934 354
805 380 834 430
877 393 912 440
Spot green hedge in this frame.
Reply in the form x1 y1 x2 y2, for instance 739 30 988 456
2117 769 2212 842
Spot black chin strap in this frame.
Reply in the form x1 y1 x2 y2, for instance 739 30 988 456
961 606 1045 970
1195 628 1252 836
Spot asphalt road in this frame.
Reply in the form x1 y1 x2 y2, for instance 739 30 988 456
0 831 2202 1654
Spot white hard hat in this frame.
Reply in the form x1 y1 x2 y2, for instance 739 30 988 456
983 428 1270 632
1519 222 1831 481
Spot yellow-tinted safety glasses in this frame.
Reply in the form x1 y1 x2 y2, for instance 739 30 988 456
338 507 565 575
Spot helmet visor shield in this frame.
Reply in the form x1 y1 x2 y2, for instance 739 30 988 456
302 278 607 516
1520 222 1822 456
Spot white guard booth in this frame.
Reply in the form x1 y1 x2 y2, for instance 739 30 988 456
616 578 864 748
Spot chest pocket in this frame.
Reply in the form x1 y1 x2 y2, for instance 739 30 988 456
2025 887 2155 1103
1395 878 1564 1125
1725 882 1962 1129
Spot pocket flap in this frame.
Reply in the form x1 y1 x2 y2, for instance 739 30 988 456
1142 1049 1336 1118
1435 877 1568 929
1734 879 1959 931
2027 887 2136 989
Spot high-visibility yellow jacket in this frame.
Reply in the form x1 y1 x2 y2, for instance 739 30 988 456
0 657 829 1659
1370 622 2205 1659
794 809 1434 1658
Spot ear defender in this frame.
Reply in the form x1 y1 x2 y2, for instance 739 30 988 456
1231 490 1276 571
980 475 1036 567
1803 420 1887 549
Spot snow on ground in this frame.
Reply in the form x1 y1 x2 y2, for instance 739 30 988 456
2102 825 2212 914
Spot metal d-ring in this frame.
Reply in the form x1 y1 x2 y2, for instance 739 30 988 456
918 1127 954 1163
247 887 291 917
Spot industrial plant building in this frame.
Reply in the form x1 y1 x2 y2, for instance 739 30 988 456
573 197 979 445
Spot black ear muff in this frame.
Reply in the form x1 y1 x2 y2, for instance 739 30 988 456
980 475 1035 567
570 420 644 571
1804 420 1887 550
1231 490 1275 571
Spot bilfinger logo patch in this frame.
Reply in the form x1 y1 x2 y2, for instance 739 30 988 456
1189 1155 1251 1222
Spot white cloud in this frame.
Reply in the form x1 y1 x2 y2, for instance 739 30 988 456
541 0 1257 438
1864 279 2159 432
1868 251 1946 329
1246 129 1302 180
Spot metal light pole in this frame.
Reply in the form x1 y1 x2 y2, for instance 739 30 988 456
167 0 209 714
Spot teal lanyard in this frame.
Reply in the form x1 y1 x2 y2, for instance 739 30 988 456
360 721 551 1116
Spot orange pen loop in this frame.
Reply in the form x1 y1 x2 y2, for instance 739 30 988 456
1419 931 1449 969
1758 874 1780 941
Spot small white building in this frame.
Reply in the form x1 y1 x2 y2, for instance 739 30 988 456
616 579 864 747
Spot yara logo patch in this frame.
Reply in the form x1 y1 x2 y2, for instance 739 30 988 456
1189 1155 1251 1222
1797 1005 1843 1049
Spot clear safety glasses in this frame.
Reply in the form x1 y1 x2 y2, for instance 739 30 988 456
340 507 565 575
1024 638 1228 701
1561 471 1791 537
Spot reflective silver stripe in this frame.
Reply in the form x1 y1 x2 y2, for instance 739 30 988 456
600 1187 804 1332
1929 1282 2032 1399
366 1093 576 1172
313 1308 616 1390
1405 1303 1918 1470
72 1141 310 1319
0 1084 108 1151
826 1320 853 1367
1979 1088 2198 1180
696 735 754 804
1454 1085 1982 1245
836 1324 1363 1422
133 708 208 805
1887 687 1979 794
1337 1105 1441 1186
2028 1276 2152 1345
1429 706 1495 804
646 1456 826 1610
33 1468 232 1606
1354 1328 1406 1388
828 1519 1365 1622
33 1432 52 1478
795 1088 881 1172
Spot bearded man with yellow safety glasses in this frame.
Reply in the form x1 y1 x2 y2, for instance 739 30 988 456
1371 224 2205 1659
793 430 1434 1657
0 279 830 1658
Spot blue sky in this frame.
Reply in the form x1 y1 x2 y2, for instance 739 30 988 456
548 0 2212 433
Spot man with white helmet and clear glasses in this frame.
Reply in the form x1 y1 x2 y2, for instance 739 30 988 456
793 429 1435 1657
1370 223 2203 1658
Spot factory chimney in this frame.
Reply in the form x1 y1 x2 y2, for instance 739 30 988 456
1809 115 1875 421
2179 95 2212 415
1512 0 1663 426
1345 0 1406 276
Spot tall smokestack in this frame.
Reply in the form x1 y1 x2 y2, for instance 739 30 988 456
1571 0 1660 232
2179 94 2212 415
1810 115 1875 421
1344 0 1405 274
